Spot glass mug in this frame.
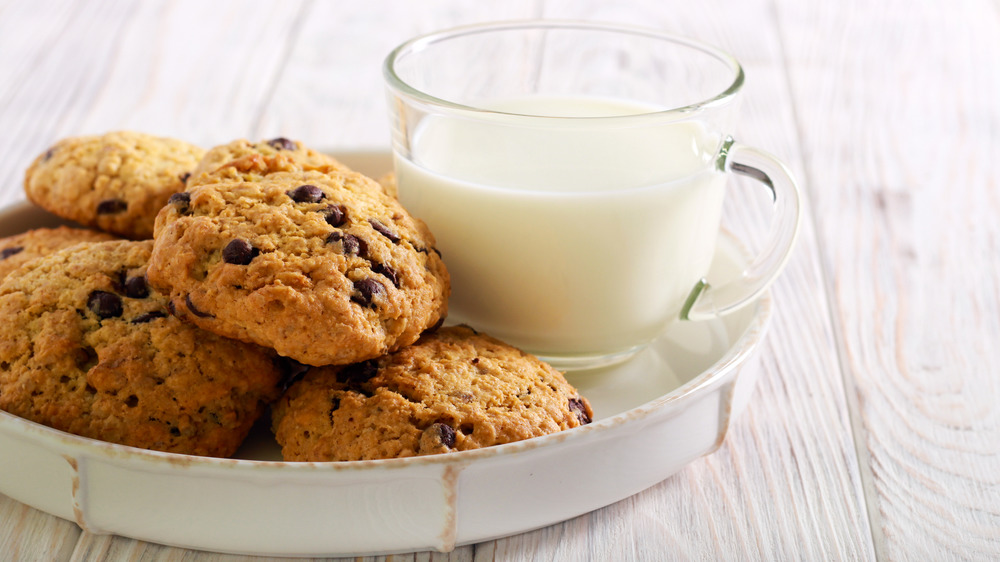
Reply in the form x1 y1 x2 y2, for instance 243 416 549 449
383 21 800 370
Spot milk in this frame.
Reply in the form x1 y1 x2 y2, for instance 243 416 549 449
394 95 727 360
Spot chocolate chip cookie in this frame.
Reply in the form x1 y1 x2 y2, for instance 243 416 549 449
376 171 398 198
188 137 349 187
0 240 283 457
0 226 118 281
147 169 449 366
271 325 593 462
23 131 205 239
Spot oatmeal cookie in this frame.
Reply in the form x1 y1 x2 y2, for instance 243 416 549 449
0 226 118 281
147 169 449 366
188 137 349 187
376 171 398 198
0 240 283 457
271 325 593 461
23 131 205 239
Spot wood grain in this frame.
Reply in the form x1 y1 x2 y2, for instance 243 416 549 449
258 0 545 151
0 495 79 561
774 0 1000 559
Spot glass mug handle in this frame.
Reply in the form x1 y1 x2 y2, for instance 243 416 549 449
680 137 803 321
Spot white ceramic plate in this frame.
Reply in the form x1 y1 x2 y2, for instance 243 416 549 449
0 154 771 557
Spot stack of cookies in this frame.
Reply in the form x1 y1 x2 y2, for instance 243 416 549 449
0 131 592 460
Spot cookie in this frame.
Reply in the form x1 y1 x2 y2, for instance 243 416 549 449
24 131 205 239
188 137 349 187
147 169 449 366
271 325 594 462
376 171 398 198
0 226 118 281
0 240 283 457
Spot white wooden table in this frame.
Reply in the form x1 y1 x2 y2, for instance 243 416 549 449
1 1 997 560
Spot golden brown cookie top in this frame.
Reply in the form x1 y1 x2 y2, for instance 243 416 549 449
272 325 593 462
188 137 350 187
0 239 283 457
147 169 449 366
0 226 118 281
376 171 398 198
23 131 205 239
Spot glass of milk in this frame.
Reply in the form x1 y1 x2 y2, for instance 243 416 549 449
383 21 800 370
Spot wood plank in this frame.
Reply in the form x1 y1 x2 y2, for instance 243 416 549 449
258 0 544 151
0 493 79 562
68 0 310 146
774 0 1000 559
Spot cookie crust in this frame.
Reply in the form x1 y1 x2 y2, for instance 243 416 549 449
272 326 593 462
0 226 118 281
23 131 205 239
147 169 449 366
0 240 283 457
188 137 349 187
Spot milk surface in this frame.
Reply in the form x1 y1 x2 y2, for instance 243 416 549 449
395 95 726 359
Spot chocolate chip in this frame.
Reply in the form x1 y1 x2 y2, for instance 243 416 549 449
337 359 379 386
168 192 191 214
125 395 139 408
0 247 23 260
179 172 191 184
222 239 258 265
568 398 591 425
124 276 149 298
131 311 166 324
267 137 297 150
371 262 399 287
287 184 325 203
168 191 190 205
326 231 366 257
368 218 400 243
87 291 123 319
185 294 215 318
321 204 347 227
351 278 384 307
96 199 127 215
428 423 456 448
42 147 55 161
166 300 176 316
